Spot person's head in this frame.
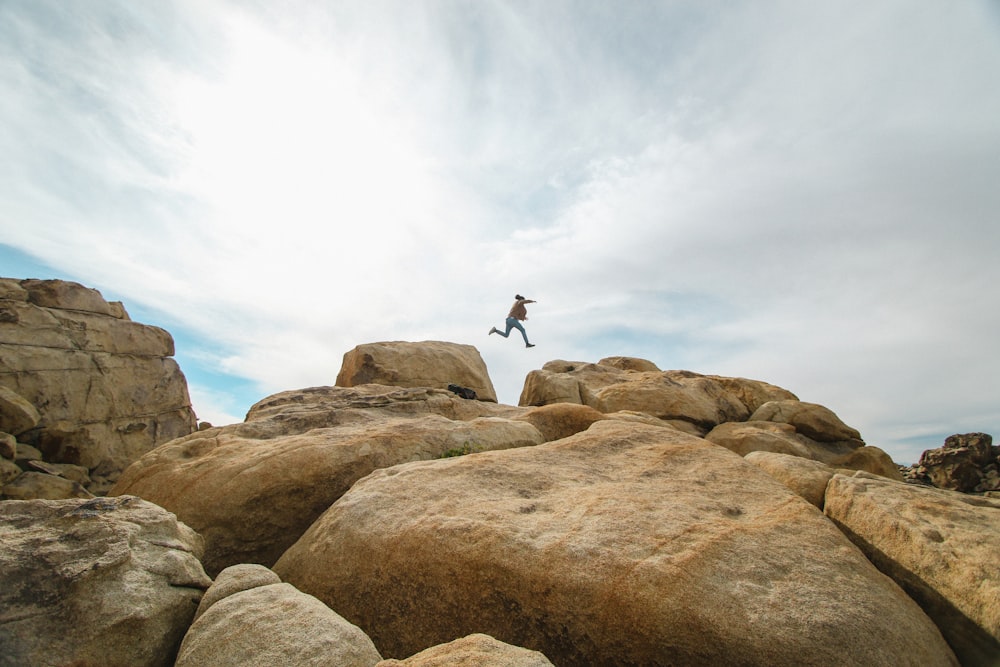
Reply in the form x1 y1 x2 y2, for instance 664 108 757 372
515 294 524 300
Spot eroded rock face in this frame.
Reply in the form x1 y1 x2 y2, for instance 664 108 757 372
0 278 196 493
825 473 1000 666
176 583 382 667
112 385 542 575
0 496 211 667
337 341 498 402
275 421 956 666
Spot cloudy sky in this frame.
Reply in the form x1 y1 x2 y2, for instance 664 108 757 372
2 0 998 464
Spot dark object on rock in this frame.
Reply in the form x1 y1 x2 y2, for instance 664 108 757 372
447 384 478 400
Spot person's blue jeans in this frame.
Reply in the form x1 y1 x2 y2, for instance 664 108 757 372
499 316 530 345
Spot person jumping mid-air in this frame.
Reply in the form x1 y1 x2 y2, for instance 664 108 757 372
490 294 536 348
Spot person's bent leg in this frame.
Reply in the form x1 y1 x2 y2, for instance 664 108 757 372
511 319 530 345
498 317 516 338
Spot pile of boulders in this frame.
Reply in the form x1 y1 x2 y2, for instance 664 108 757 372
902 432 999 494
1 387 93 500
2 286 999 665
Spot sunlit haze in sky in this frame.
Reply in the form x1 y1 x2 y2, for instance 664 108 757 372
2 1 999 464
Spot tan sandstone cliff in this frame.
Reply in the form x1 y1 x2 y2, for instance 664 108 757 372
0 278 196 495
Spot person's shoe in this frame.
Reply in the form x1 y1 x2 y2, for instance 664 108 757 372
489 327 497 335
526 343 535 348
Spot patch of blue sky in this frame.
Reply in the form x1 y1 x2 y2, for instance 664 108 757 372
0 243 74 282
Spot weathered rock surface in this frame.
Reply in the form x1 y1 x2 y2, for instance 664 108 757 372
706 420 824 458
825 473 1000 666
744 450 836 508
829 444 904 481
26 458 91 484
0 431 17 459
275 421 956 666
376 634 554 666
1 470 93 500
0 385 40 435
512 402 607 442
0 457 22 486
706 421 901 479
749 399 863 444
597 355 662 372
193 563 282 621
337 340 498 402
112 384 542 575
176 582 382 667
910 432 999 493
0 278 197 493
0 495 211 667
519 362 797 431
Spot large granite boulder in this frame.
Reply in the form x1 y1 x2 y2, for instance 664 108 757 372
518 360 797 432
274 421 956 665
0 278 197 493
337 341 498 402
176 582 382 667
829 444 905 481
376 634 554 666
705 420 840 459
112 384 542 575
705 422 901 480
744 450 836 508
512 403 607 442
825 473 1000 666
0 495 211 667
749 399 863 444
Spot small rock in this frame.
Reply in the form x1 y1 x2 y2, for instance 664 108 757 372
27 459 91 485
0 386 41 436
0 431 16 459
13 442 44 468
0 457 21 487
1 471 94 500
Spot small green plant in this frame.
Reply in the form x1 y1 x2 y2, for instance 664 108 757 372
439 441 483 458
